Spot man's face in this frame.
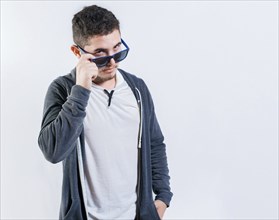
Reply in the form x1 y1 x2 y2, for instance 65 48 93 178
84 29 122 84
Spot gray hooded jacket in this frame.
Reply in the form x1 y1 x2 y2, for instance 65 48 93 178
38 68 173 220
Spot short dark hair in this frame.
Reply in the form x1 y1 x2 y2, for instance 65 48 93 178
72 5 120 47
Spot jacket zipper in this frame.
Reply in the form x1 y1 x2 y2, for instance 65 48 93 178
135 88 143 220
77 139 90 220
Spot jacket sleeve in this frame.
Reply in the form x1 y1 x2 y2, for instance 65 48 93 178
38 78 90 164
150 109 173 207
141 81 173 207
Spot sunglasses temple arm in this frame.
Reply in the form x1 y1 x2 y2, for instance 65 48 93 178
121 39 130 50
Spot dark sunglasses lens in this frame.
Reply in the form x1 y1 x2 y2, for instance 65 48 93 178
91 57 110 67
91 49 129 67
114 50 128 62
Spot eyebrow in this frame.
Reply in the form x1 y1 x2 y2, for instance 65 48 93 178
93 41 122 53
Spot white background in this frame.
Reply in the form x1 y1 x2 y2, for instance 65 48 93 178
1 1 278 219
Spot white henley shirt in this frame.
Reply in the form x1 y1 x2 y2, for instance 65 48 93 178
83 70 139 220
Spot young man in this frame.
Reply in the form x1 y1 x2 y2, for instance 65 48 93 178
38 5 173 220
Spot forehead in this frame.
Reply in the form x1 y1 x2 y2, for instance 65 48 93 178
85 29 121 50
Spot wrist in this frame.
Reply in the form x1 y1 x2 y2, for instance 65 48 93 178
76 80 92 90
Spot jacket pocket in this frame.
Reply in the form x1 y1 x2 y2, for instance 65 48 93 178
63 201 78 220
148 202 161 220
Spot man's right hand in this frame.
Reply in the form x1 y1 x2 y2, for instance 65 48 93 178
76 54 99 90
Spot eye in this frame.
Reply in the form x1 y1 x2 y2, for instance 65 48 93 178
114 43 122 52
94 50 106 57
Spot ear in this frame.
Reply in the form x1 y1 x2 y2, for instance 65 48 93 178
71 45 81 58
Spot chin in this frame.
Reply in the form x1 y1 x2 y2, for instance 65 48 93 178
96 70 116 83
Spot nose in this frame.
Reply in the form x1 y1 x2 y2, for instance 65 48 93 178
107 57 116 66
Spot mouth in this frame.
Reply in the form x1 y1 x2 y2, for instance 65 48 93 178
102 65 117 72
104 68 114 71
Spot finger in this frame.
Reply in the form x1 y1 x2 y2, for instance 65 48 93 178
79 53 95 62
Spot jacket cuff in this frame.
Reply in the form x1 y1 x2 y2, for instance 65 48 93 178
155 192 173 207
69 85 91 106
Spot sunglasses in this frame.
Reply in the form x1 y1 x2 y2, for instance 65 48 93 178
77 39 129 68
